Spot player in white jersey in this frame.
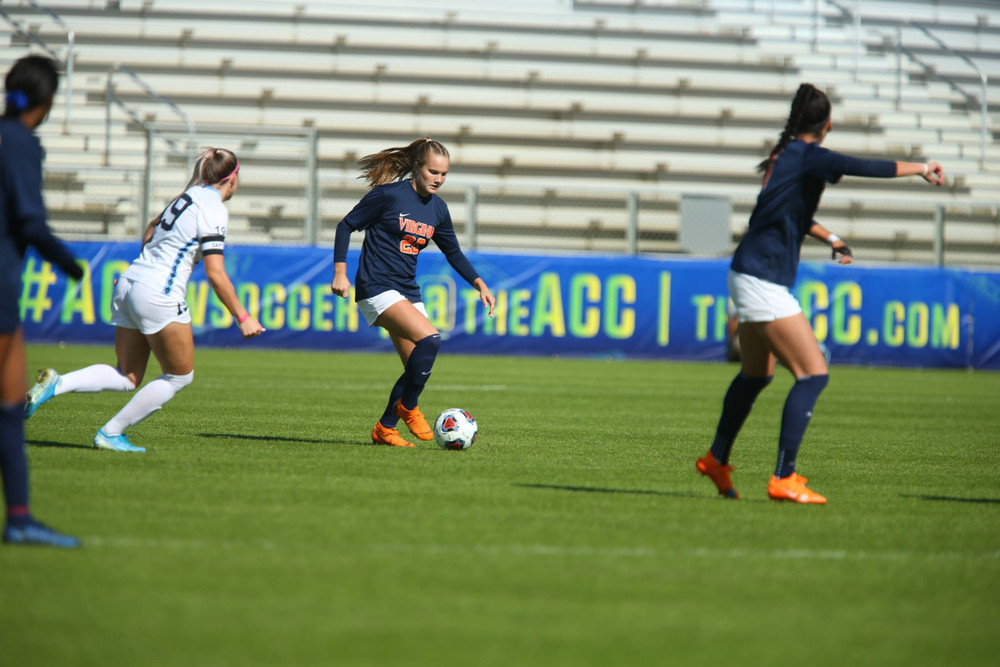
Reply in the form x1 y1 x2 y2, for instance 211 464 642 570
24 148 265 452
123 182 230 305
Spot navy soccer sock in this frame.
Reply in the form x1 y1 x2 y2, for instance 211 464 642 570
709 373 773 465
379 374 406 429
775 374 829 478
0 402 31 525
400 334 441 410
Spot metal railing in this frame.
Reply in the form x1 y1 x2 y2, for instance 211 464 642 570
0 0 75 132
104 64 196 169
305 178 986 268
445 184 981 267
142 122 320 243
895 21 989 170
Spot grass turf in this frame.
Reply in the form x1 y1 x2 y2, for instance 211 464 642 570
3 343 998 666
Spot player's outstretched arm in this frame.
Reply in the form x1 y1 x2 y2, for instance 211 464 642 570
203 253 265 338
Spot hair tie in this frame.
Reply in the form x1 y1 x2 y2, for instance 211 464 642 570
807 116 831 132
5 90 29 112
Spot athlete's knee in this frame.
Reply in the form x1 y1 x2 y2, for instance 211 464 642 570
115 367 139 391
417 333 441 354
164 370 194 392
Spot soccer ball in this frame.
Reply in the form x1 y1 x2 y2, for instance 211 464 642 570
433 408 478 450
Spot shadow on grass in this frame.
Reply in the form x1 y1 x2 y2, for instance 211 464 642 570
27 439 94 450
903 494 1000 505
198 433 439 450
198 432 357 446
514 482 701 499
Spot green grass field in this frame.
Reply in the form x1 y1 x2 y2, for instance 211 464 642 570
3 343 999 667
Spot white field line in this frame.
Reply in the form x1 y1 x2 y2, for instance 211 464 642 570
80 536 1000 562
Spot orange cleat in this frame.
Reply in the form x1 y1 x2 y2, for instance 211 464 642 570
371 422 416 448
767 473 826 504
696 451 740 499
394 400 434 441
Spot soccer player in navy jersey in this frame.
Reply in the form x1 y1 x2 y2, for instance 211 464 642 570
0 56 83 547
696 83 944 503
331 138 496 448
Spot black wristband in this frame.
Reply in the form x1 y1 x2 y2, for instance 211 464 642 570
832 244 853 260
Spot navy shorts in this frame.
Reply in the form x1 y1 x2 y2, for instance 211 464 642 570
0 283 21 334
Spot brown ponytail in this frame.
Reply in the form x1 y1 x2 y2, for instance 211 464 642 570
357 138 450 188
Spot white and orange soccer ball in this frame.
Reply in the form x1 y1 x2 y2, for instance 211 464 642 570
433 408 478 450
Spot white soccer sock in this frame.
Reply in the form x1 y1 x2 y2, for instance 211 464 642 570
55 364 136 395
102 371 193 436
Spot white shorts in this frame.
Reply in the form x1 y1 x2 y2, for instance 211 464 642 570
728 270 802 323
358 290 428 327
110 276 191 334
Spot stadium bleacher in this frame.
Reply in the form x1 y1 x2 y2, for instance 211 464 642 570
1 0 996 265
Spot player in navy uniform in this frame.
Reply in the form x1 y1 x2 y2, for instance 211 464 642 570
1 56 82 547
696 83 944 503
331 138 495 447
24 148 265 451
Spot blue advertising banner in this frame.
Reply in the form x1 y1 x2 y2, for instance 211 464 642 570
20 241 1000 370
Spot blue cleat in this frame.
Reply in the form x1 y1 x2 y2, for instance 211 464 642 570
3 519 80 548
25 368 59 419
94 429 145 453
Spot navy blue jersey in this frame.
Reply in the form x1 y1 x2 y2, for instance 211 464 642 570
335 179 478 301
0 118 81 332
731 140 895 287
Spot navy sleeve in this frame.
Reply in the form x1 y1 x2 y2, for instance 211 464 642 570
3 136 82 280
432 205 479 286
838 154 897 178
808 146 896 183
333 221 353 263
340 187 387 232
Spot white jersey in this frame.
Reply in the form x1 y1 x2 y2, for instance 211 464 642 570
123 185 228 301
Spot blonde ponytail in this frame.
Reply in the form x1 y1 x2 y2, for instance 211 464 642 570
357 138 449 188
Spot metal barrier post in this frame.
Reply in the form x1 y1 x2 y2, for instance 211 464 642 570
142 126 154 231
933 205 945 267
895 24 902 111
104 77 113 166
64 30 74 132
305 128 319 245
466 185 479 250
625 191 639 256
979 75 988 170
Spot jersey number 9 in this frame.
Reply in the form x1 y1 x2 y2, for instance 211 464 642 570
159 193 194 232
